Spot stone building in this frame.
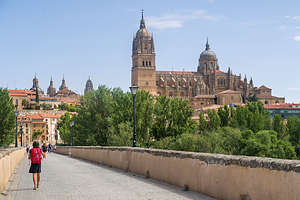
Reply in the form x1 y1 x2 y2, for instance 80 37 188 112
30 75 44 94
56 77 79 98
84 77 94 95
47 77 56 97
131 13 284 108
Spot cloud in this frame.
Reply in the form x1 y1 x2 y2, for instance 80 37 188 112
285 16 300 20
288 88 300 91
147 10 218 30
296 26 300 29
279 25 287 30
293 35 300 41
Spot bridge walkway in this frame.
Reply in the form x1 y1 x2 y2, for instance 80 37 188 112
1 153 217 200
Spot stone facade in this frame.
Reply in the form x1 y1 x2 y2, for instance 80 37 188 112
131 14 284 108
84 77 94 95
47 77 56 97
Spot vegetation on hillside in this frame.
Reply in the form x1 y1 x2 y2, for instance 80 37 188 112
57 85 300 160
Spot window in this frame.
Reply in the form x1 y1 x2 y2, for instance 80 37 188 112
142 61 145 66
149 61 151 66
16 99 18 105
145 61 148 66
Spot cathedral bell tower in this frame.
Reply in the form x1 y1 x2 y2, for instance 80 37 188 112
131 11 156 94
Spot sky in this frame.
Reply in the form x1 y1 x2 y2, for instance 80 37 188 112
0 0 300 102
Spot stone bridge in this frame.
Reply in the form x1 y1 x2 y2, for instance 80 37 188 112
1 147 300 200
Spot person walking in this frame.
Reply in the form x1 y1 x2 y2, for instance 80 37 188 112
28 141 46 190
42 143 48 158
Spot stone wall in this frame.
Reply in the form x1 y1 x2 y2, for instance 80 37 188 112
56 146 300 200
0 148 26 192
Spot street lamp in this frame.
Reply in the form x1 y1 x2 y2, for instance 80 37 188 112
129 85 139 147
14 111 18 147
70 121 74 146
20 120 23 147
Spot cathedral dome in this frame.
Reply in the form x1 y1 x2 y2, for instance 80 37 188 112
135 11 151 38
200 39 217 60
136 28 150 38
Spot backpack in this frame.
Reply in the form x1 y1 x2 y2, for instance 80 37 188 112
30 148 42 164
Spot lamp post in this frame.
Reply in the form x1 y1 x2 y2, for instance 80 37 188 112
20 120 23 147
129 85 139 147
14 111 19 147
70 121 74 146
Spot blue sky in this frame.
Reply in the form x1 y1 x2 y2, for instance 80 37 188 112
0 0 299 102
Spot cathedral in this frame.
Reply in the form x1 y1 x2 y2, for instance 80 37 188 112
131 13 285 108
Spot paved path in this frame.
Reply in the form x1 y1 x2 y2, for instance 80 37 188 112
1 153 217 200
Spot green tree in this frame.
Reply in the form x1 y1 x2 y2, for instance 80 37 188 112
272 114 287 139
107 122 132 146
287 116 300 158
57 112 72 145
218 105 230 127
32 130 43 140
135 90 154 147
40 103 53 110
152 96 196 140
22 99 31 109
241 130 297 159
198 112 207 133
75 85 113 146
207 109 221 131
0 89 16 147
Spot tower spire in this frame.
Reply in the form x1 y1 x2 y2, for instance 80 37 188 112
205 37 210 50
140 9 146 29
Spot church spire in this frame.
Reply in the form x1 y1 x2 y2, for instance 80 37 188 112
140 9 146 29
205 37 210 50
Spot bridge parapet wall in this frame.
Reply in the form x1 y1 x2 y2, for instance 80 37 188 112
0 148 26 192
55 146 300 200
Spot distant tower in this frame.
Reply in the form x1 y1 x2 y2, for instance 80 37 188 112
249 77 253 88
198 38 219 75
243 75 248 98
47 77 56 97
84 77 94 95
30 74 44 94
59 75 68 90
131 10 156 94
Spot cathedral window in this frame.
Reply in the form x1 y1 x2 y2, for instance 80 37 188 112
149 61 151 66
142 61 145 67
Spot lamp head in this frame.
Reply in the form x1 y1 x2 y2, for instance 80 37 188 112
129 85 139 95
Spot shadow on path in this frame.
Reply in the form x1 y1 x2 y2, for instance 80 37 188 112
6 188 33 192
